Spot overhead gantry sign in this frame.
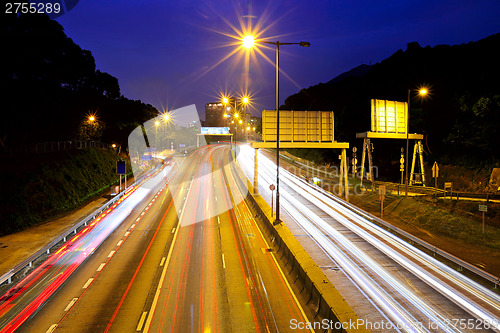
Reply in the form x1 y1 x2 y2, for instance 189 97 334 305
251 110 350 201
197 127 233 147
356 99 425 186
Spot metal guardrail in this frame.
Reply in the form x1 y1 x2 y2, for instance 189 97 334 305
315 185 500 288
2 140 116 155
280 151 500 201
0 172 147 288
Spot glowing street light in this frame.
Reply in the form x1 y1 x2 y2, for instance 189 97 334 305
223 97 229 104
405 86 430 197
88 115 95 122
234 113 239 118
242 96 249 104
245 36 310 223
242 35 255 49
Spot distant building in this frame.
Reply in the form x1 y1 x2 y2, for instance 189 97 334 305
205 102 226 127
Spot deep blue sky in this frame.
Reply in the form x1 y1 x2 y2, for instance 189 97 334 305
57 0 500 120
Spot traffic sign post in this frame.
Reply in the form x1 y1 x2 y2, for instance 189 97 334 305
116 160 126 191
444 182 453 200
400 148 405 185
379 185 386 217
432 162 439 195
352 147 357 177
479 204 488 234
269 184 276 217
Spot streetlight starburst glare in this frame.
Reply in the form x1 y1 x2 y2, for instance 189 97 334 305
242 35 255 49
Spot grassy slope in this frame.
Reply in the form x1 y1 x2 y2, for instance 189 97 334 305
0 149 129 235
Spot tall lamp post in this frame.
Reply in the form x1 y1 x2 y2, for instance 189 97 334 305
260 40 310 224
405 87 428 197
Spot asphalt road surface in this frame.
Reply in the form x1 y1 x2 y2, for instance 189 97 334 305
5 144 310 333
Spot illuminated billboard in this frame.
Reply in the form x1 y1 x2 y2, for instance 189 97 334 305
262 110 334 142
200 127 230 135
371 99 407 135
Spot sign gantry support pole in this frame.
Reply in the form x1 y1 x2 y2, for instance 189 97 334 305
409 140 426 186
254 148 259 195
338 148 349 202
343 148 349 202
360 138 373 186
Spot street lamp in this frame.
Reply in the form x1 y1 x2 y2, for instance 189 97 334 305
259 39 310 224
405 87 428 197
155 120 160 149
242 35 255 49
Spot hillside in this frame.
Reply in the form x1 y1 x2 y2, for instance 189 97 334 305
0 148 130 236
282 34 500 169
1 12 158 150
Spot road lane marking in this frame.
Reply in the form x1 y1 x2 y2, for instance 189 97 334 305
124 231 130 237
222 253 226 269
160 257 166 266
83 278 94 289
46 324 58 333
108 250 115 258
64 298 78 311
246 200 313 331
136 311 148 331
217 216 220 224
215 196 218 201
171 227 176 234
97 263 106 272
117 240 123 247
143 180 194 333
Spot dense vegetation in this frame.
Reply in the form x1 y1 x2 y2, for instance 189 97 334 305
282 35 500 170
0 148 130 236
0 13 153 234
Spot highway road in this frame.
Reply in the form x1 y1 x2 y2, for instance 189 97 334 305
2 145 310 332
238 145 500 333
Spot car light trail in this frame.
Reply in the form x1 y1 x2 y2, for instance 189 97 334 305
237 146 500 332
0 165 173 333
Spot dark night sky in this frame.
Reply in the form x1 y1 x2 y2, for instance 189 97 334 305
56 0 500 120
